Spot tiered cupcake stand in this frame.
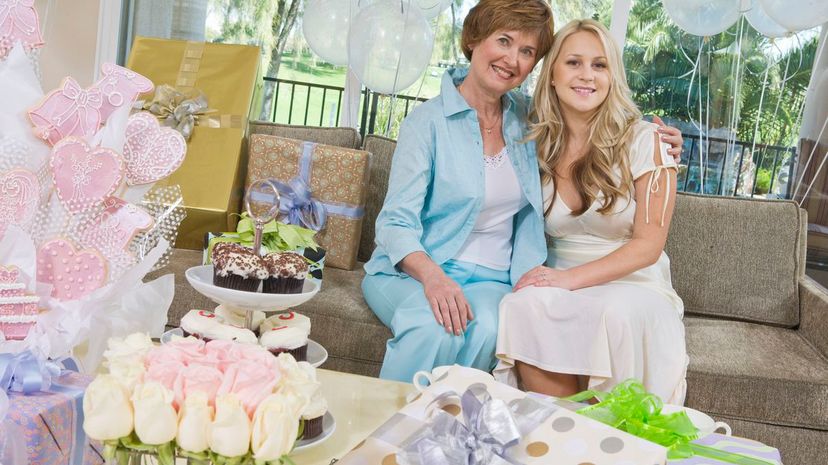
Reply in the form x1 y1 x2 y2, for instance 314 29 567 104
170 263 335 451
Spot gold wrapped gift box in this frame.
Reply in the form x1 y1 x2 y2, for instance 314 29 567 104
127 37 261 249
246 135 370 270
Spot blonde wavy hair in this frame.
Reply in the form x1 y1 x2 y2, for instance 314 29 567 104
528 19 642 217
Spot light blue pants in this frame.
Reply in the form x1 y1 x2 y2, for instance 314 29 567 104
362 259 511 382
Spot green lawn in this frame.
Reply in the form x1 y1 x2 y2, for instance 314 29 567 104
266 53 445 127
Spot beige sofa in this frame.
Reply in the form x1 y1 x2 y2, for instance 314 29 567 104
148 122 828 464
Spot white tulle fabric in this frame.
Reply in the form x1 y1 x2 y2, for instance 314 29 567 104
494 121 688 404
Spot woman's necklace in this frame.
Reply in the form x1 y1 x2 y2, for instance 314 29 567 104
480 112 502 135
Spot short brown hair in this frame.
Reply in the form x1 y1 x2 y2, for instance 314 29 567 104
461 0 554 61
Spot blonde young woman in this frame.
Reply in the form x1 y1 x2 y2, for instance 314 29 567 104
494 19 689 404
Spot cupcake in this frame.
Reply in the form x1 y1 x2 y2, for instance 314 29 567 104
298 362 327 439
262 252 308 294
180 309 257 344
180 310 221 339
212 247 268 292
214 304 266 333
259 312 311 361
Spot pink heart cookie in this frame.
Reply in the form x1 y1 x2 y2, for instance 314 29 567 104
0 168 39 238
28 77 103 145
50 137 123 213
0 0 44 58
123 112 187 185
80 197 154 255
36 238 107 301
94 64 154 122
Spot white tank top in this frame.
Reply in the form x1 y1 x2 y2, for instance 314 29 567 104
454 147 528 270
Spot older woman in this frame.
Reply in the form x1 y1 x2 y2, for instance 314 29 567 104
363 1 683 382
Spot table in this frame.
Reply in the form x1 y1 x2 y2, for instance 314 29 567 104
290 369 416 465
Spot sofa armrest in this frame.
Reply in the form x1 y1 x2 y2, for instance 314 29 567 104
799 276 828 357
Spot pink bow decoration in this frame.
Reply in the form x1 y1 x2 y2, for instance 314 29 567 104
28 77 104 145
93 63 154 122
0 0 43 58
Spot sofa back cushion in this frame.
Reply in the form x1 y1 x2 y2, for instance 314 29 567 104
359 134 397 262
249 121 361 149
665 193 805 327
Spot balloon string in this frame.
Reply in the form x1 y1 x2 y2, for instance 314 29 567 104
791 33 828 198
798 146 828 207
726 17 745 173
686 38 703 192
792 116 828 202
747 64 770 195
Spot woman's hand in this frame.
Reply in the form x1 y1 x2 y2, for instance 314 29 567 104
513 265 575 292
422 273 473 336
652 115 683 163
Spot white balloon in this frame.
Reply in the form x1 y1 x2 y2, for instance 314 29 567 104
348 1 434 95
745 2 788 38
413 0 452 20
663 0 740 36
303 0 363 66
759 0 828 33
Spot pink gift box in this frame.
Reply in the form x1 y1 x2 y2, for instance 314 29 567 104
5 371 103 465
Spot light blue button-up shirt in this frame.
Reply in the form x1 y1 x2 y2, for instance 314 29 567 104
364 68 547 285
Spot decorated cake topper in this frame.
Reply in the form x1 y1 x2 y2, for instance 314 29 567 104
28 77 104 145
94 63 154 122
0 0 44 59
36 238 107 301
0 167 39 238
123 111 187 185
80 196 154 258
49 137 123 213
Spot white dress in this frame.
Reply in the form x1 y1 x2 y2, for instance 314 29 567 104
494 121 689 404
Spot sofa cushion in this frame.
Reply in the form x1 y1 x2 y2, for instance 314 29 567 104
359 135 397 262
666 194 805 326
249 121 361 149
685 316 828 430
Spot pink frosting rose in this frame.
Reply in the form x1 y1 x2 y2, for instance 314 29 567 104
145 344 189 367
173 364 224 408
217 360 281 417
167 336 206 359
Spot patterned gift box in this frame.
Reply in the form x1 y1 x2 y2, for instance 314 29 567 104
337 365 668 465
668 433 782 465
5 371 102 465
246 135 370 270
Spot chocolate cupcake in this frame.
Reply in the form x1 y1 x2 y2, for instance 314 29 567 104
262 252 308 294
213 248 268 292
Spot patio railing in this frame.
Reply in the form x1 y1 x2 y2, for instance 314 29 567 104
261 77 798 199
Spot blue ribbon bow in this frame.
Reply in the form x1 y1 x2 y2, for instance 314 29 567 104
252 141 365 232
397 384 555 465
0 351 61 395
271 177 328 232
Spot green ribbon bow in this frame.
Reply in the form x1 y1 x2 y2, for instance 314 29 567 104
206 212 319 262
565 380 775 464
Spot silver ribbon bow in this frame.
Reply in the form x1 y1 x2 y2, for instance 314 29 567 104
396 384 556 465
143 84 213 141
